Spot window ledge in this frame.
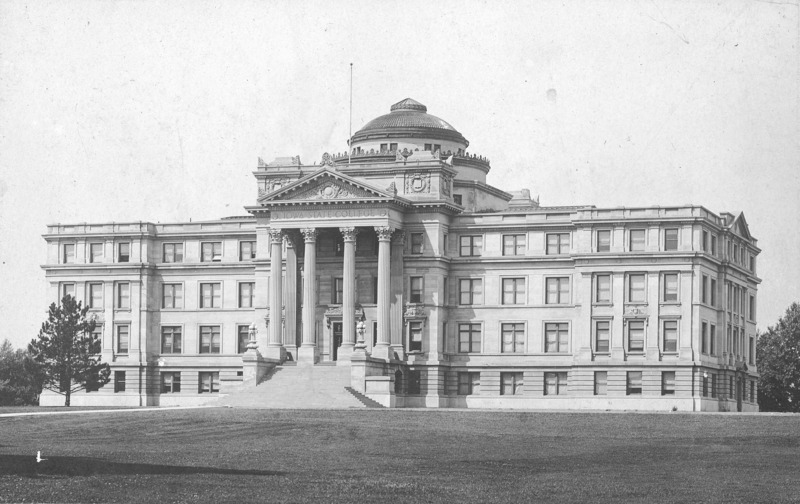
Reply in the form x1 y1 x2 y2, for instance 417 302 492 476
592 302 613 307
660 302 681 306
593 352 611 357
626 352 646 356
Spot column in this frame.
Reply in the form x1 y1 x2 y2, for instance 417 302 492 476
339 226 358 360
266 228 285 361
299 228 318 363
284 234 298 359
373 226 393 360
390 230 406 360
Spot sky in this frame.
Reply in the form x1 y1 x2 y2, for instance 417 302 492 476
0 0 798 350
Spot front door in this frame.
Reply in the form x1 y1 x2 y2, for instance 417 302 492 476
332 322 343 361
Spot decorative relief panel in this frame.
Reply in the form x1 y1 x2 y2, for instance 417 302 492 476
441 173 452 196
283 179 375 200
405 172 430 193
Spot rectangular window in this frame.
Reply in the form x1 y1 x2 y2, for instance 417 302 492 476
662 273 678 303
545 323 569 353
729 376 734 398
662 320 678 352
594 371 607 395
200 282 221 308
114 371 126 393
544 372 568 395
198 372 219 393
118 242 130 262
594 274 611 303
59 282 75 300
239 241 256 261
702 375 708 397
749 256 755 272
410 233 424 254
458 323 481 353
749 295 755 321
199 325 221 354
453 194 462 205
711 373 717 398
333 278 343 304
711 235 717 255
664 229 678 251
380 143 388 152
408 321 422 352
238 282 254 308
116 282 130 309
701 275 708 304
702 230 709 252
750 381 755 402
116 325 129 354
629 229 646 251
545 277 570 304
161 372 181 393
710 324 716 355
458 279 483 305
161 326 182 354
661 372 676 395
87 282 103 309
63 243 76 264
162 283 183 309
626 371 642 395
500 372 524 396
627 320 645 352
162 243 184 263
502 278 525 305
503 234 526 256
410 277 424 304
407 370 421 395
201 242 222 262
627 274 646 303
459 235 482 257
749 336 755 365
89 243 103 263
596 230 611 252
501 323 525 353
595 320 610 353
710 278 717 307
238 325 250 354
457 372 479 395
390 142 398 151
546 233 569 255
701 321 708 354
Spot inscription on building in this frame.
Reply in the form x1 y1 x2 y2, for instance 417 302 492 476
272 208 389 220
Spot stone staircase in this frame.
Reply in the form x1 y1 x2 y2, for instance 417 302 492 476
210 363 381 409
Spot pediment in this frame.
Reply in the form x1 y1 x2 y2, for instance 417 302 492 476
730 212 752 240
257 168 392 204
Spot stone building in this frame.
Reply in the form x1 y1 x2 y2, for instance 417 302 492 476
41 98 761 411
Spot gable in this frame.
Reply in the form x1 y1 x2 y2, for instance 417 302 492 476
257 168 391 203
730 212 753 240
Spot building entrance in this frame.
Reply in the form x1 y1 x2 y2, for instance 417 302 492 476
332 322 343 361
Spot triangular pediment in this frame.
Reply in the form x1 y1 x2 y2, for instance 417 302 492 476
730 212 752 240
257 168 393 204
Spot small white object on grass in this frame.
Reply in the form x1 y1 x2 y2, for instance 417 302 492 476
36 451 47 463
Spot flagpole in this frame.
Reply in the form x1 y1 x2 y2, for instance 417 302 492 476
348 62 353 165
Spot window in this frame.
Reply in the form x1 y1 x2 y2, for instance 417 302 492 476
161 372 181 393
333 278 343 304
199 372 219 393
89 243 103 263
594 274 611 303
545 323 569 353
453 194 463 205
626 371 642 395
749 295 755 321
410 233 424 254
501 323 525 353
457 372 479 395
629 229 646 251
410 277 423 303
749 336 755 365
711 235 717 255
63 243 76 264
459 235 482 257
459 279 483 305
408 322 422 352
116 282 130 309
162 283 183 309
458 323 481 353
60 282 75 301
595 320 610 353
702 374 708 397
239 282 254 308
701 322 708 354
596 230 611 252
116 325 129 354
161 326 182 354
238 325 250 354
662 273 678 303
544 372 568 395
200 325 221 354
711 373 717 398
749 256 755 272
87 283 103 309
701 275 708 304
661 372 675 395
729 376 734 398
502 278 525 305
662 320 678 352
118 242 130 262
545 277 570 304
710 324 716 355
627 274 646 303
114 371 126 393
407 370 421 395
201 242 222 262
91 325 103 342
546 233 569 255
163 243 184 263
594 371 607 395
664 228 678 251
750 381 755 402
200 282 221 308
702 230 709 252
500 372 524 395
239 241 256 261
503 234 526 256
627 320 645 352
710 278 717 307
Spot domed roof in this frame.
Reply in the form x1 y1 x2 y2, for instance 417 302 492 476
350 98 469 147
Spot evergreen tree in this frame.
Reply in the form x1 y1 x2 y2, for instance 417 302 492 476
0 339 45 405
757 302 800 412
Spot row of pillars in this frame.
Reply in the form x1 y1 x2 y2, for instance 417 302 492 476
264 225 401 362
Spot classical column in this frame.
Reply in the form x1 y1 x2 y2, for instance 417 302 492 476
299 228 318 363
390 229 406 360
339 226 358 360
373 226 393 360
266 228 285 361
284 234 298 358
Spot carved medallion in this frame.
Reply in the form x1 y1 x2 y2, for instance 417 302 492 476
405 172 430 193
317 183 351 199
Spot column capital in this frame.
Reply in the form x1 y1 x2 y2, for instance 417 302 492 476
392 229 406 246
339 226 359 242
374 226 394 241
300 227 319 243
268 228 284 244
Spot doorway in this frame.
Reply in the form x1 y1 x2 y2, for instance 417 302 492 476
332 322 343 361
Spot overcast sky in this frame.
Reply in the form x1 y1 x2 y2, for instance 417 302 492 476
1 0 798 350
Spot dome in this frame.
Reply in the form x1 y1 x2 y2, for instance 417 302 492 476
350 98 469 147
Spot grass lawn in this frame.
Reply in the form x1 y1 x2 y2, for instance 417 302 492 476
1 408 799 503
